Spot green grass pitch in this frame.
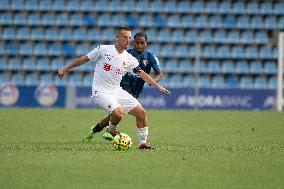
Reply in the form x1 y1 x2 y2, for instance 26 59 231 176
0 109 283 189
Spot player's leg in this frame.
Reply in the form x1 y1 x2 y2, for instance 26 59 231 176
102 107 124 141
116 89 151 149
128 105 152 149
83 114 110 142
83 91 122 142
107 106 124 135
102 86 132 141
84 107 124 142
94 114 111 133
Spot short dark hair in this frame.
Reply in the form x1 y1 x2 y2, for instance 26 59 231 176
116 26 131 36
134 32 148 41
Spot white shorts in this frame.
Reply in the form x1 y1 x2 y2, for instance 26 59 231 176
92 88 140 114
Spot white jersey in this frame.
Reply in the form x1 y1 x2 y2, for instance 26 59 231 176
87 45 139 93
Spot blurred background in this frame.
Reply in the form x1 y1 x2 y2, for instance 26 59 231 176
0 0 283 110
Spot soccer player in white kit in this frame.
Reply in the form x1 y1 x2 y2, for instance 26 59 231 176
58 26 170 149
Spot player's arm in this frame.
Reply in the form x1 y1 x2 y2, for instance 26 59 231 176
150 54 163 82
153 70 163 83
134 67 170 95
147 70 163 87
58 55 89 78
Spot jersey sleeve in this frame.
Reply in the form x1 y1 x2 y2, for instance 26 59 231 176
87 45 102 62
126 54 139 73
150 54 161 72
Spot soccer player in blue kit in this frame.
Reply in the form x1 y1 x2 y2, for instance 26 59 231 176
121 32 163 98
83 32 163 148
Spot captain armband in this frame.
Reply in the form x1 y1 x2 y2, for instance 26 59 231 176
133 66 142 74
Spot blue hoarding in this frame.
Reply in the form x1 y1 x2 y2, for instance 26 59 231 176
139 88 278 110
75 86 98 108
0 83 65 108
74 86 281 110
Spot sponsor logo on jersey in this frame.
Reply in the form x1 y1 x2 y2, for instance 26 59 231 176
103 63 111 71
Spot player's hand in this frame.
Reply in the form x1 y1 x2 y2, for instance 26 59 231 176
58 68 65 79
159 86 170 95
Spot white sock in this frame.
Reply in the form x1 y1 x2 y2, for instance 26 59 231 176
136 127 148 144
108 121 118 133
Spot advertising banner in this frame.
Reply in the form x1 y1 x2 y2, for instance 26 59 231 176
0 83 65 108
74 86 281 110
139 88 278 110
75 86 98 108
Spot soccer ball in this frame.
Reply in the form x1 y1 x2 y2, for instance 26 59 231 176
113 133 132 151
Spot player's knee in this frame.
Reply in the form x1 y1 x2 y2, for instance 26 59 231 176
137 108 147 120
112 107 124 120
116 112 124 120
111 113 123 122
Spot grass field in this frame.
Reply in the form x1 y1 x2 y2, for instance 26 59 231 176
0 109 283 189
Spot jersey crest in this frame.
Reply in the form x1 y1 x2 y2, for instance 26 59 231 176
143 60 148 65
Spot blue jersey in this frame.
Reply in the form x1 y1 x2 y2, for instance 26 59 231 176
120 48 161 98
